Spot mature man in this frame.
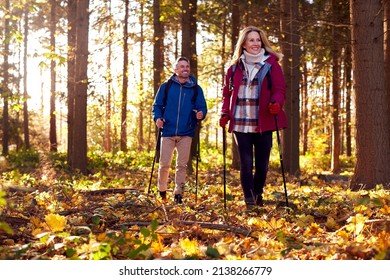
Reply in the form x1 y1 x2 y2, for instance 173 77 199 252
152 57 207 203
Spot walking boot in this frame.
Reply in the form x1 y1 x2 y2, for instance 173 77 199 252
255 195 264 206
174 194 182 204
159 191 167 200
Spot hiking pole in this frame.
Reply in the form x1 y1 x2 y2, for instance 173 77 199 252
148 128 162 193
222 126 227 209
195 121 200 205
273 113 289 208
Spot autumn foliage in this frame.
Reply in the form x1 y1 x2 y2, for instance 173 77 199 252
0 149 389 260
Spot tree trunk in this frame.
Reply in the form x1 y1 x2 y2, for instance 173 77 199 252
138 2 145 152
350 0 390 189
289 0 301 176
218 6 229 151
152 0 164 155
153 0 164 96
331 0 341 173
120 0 129 152
104 0 112 153
49 0 57 152
301 61 309 155
324 66 331 155
181 0 198 174
181 0 197 71
300 0 310 156
231 0 240 50
67 0 77 165
345 42 352 157
2 0 10 155
23 4 30 150
231 0 240 170
181 0 191 57
71 0 89 174
280 0 296 174
385 0 390 157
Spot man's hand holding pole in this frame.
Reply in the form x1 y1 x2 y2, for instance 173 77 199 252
156 118 164 128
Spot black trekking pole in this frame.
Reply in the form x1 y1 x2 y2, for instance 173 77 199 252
195 121 200 205
148 128 162 194
273 113 289 208
222 127 227 209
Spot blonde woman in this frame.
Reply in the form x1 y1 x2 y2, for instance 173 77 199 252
219 26 288 209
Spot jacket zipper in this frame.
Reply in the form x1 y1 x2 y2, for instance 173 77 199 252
175 85 183 136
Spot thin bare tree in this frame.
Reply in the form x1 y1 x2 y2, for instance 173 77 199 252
49 0 58 152
22 3 30 149
1 0 10 155
67 0 77 165
120 0 129 152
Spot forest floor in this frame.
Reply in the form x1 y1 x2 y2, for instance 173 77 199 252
0 149 389 260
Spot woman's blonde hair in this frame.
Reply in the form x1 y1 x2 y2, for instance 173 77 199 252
231 26 283 65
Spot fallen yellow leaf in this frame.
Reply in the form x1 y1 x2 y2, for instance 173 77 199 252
346 214 367 235
45 213 67 232
380 204 390 215
180 238 199 256
326 216 339 230
30 216 42 229
304 223 323 236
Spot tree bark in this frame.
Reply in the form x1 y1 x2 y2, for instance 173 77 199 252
67 0 77 165
23 4 30 150
301 61 309 155
181 0 197 71
152 0 164 155
280 0 291 175
104 0 112 153
385 0 390 157
181 0 198 174
331 0 341 173
138 2 145 152
231 0 240 52
350 0 390 189
289 0 301 176
345 42 352 157
231 0 240 170
2 0 10 155
71 0 90 174
49 0 57 152
280 0 301 175
217 6 229 151
120 0 129 152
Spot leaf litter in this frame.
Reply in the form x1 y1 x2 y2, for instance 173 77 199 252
0 154 389 260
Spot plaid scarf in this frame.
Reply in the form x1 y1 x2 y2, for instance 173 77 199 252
233 54 269 133
233 76 260 133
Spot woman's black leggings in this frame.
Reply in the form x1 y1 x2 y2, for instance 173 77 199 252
233 131 273 203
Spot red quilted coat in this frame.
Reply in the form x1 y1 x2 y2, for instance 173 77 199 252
221 53 288 133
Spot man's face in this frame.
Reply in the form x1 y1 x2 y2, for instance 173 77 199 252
174 60 190 79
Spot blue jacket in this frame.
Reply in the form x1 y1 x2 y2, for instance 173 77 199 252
152 74 207 137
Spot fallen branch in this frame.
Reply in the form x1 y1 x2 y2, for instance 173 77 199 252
82 188 138 196
330 218 389 237
112 220 256 238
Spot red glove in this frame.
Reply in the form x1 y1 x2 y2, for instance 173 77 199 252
219 115 229 127
269 102 281 115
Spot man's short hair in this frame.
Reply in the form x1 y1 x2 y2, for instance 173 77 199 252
174 56 190 67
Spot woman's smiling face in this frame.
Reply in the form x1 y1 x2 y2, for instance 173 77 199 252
243 31 262 55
